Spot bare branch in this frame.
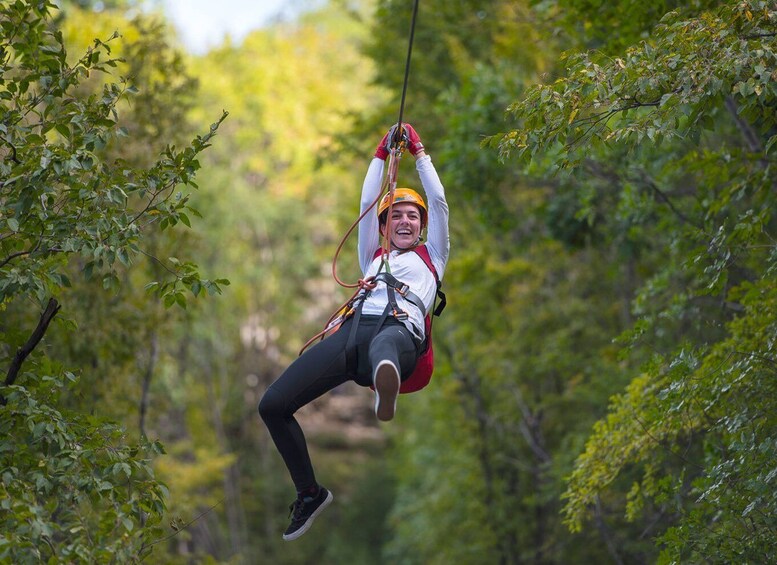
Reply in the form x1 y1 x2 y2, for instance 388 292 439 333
140 498 224 552
636 170 706 230
512 386 552 463
724 97 765 155
2 298 61 404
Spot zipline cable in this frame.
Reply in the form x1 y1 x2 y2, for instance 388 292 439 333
395 0 420 132
301 0 422 355
383 0 421 259
330 0 421 287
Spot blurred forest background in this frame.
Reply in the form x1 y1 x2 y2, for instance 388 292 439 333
1 0 776 563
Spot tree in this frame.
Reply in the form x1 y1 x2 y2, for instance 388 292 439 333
0 2 224 560
492 0 777 561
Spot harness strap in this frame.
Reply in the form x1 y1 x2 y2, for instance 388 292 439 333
432 286 446 317
345 301 394 375
372 271 427 317
344 243 443 371
345 300 363 374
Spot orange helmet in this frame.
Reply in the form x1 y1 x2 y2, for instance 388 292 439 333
378 188 427 228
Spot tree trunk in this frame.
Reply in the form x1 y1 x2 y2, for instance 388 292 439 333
207 359 247 559
139 331 158 438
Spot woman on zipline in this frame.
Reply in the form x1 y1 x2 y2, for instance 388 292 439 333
258 123 450 541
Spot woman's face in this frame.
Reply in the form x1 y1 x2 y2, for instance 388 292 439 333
381 202 422 249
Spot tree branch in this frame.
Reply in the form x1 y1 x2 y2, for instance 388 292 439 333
742 32 777 40
639 172 706 231
0 135 21 165
511 386 552 463
0 248 33 269
0 221 49 268
724 97 765 156
140 498 224 552
594 496 626 565
0 245 64 270
2 298 61 404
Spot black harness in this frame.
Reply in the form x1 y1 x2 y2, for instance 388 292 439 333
343 253 446 376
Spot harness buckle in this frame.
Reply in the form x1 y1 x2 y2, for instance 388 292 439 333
392 309 409 321
395 282 410 297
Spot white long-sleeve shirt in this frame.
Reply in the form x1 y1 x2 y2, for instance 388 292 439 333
357 155 450 340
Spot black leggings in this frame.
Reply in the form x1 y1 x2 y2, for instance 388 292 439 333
258 316 419 491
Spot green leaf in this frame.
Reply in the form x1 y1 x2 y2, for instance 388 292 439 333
55 123 70 138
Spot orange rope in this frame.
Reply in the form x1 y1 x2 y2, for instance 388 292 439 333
381 146 400 265
299 145 405 355
331 146 402 287
297 275 378 355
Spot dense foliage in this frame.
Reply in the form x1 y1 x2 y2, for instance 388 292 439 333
0 1 224 561
492 2 777 562
2 0 775 563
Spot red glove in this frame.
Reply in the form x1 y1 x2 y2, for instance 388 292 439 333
374 127 393 160
402 123 424 156
373 123 424 159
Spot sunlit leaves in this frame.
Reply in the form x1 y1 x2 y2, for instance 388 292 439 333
490 2 777 168
565 281 777 561
0 1 228 308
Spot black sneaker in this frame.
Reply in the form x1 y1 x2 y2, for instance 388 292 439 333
282 487 333 541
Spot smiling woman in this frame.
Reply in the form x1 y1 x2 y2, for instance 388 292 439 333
258 123 450 541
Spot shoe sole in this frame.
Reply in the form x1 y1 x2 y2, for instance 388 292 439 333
374 361 400 422
282 490 334 541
